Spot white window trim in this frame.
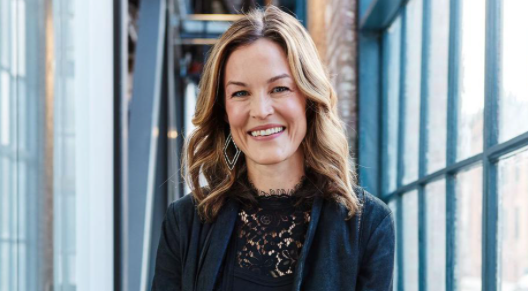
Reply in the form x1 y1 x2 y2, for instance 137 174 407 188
74 0 114 290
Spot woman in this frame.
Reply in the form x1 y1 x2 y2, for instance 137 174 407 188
152 5 394 291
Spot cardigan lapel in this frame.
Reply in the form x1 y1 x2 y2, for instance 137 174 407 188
292 196 323 291
195 198 240 291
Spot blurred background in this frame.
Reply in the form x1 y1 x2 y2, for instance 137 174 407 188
1 0 527 290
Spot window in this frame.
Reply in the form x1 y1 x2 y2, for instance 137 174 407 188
1 1 51 289
0 0 114 290
359 0 528 289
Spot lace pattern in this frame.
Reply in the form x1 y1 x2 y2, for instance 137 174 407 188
235 194 311 278
247 176 307 197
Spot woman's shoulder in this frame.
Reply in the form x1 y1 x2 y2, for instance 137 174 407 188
322 187 393 235
324 186 392 222
359 188 393 224
354 187 394 244
165 193 199 227
170 192 196 210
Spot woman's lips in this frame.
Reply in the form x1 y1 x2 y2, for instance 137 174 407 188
248 128 285 141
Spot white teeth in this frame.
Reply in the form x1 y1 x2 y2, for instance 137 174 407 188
250 127 284 137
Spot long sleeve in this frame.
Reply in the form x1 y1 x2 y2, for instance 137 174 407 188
151 203 182 291
357 213 396 291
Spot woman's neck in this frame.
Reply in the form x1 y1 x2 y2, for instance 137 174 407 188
246 149 305 196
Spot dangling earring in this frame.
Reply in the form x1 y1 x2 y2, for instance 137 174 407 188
224 132 241 171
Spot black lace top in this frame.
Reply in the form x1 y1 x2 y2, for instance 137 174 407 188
214 176 313 291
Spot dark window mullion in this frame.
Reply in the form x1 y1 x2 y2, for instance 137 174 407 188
445 0 461 289
487 132 528 161
482 0 501 290
381 30 391 197
386 152 481 199
396 8 407 291
418 0 431 290
482 162 498 291
397 6 408 193
396 7 407 291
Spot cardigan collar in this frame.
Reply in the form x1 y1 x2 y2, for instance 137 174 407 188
195 195 324 291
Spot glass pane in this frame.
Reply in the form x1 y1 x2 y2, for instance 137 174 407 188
425 179 446 291
0 0 8 67
389 199 398 291
403 190 419 291
498 149 528 290
53 0 77 289
383 16 401 194
455 165 483 290
0 243 8 291
1 0 18 289
457 0 485 161
17 163 26 239
1 71 10 146
402 0 423 185
0 158 8 239
426 0 449 174
499 0 528 142
1 0 80 289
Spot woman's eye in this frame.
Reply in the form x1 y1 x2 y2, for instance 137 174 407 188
272 86 290 94
231 91 249 98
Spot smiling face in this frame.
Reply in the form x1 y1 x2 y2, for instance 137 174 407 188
224 38 307 168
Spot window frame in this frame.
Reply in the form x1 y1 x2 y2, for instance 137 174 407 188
358 0 525 290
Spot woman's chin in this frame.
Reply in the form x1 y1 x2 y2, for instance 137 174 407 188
246 153 289 167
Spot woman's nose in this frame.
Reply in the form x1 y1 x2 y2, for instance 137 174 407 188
250 93 273 119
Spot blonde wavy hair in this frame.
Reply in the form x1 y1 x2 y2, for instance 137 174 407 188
183 5 360 222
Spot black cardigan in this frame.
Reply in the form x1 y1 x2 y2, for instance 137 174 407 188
151 187 395 291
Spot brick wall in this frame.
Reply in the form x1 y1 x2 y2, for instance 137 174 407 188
307 0 358 155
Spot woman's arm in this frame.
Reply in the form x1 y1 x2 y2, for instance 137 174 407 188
151 202 182 291
357 212 396 290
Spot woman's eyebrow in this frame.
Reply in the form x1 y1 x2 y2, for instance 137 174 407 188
225 81 247 88
267 74 291 84
225 74 291 89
